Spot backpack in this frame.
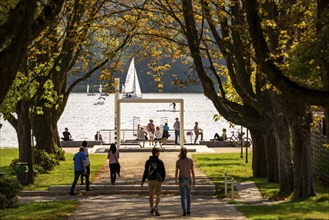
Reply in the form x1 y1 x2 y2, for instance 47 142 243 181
148 161 163 182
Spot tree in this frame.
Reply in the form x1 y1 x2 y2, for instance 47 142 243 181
243 0 329 198
0 0 64 105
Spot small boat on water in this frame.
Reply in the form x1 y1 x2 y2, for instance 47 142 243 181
87 84 96 96
99 84 107 96
122 57 142 99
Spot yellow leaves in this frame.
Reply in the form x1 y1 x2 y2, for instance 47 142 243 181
263 19 277 29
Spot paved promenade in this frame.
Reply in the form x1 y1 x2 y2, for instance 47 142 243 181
19 146 259 219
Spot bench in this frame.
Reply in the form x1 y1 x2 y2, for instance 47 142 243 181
123 139 176 146
60 140 104 148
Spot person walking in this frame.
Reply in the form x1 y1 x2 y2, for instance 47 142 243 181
70 147 88 195
108 143 120 185
173 118 180 145
175 147 195 216
141 148 166 216
80 141 90 188
193 122 204 144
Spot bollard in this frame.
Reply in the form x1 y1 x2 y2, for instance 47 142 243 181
224 173 227 196
231 177 234 200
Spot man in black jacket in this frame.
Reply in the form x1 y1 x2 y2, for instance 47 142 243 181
141 148 166 216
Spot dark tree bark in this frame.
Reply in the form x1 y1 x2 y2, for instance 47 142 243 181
251 130 267 178
264 131 278 182
289 104 315 198
271 93 294 193
8 100 34 184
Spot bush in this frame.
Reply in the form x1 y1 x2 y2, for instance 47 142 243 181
33 148 57 174
9 158 19 175
0 176 22 209
55 146 66 161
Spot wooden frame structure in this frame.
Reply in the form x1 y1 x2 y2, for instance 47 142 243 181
115 98 184 148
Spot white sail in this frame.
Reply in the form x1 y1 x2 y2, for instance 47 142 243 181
87 84 96 96
122 57 142 98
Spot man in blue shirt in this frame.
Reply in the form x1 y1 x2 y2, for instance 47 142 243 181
70 147 88 195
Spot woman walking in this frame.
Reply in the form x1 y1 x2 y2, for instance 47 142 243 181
108 143 120 185
175 147 195 216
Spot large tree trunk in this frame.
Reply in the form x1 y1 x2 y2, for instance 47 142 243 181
33 108 57 154
15 101 34 184
251 130 267 177
271 94 294 193
264 131 278 182
272 117 293 193
290 105 315 199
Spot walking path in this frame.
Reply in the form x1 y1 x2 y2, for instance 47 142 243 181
19 146 264 219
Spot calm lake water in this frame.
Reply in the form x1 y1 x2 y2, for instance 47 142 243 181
0 93 242 147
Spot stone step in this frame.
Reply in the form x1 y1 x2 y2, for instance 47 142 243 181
49 184 215 191
20 184 216 197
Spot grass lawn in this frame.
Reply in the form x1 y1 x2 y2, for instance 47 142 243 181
193 153 329 220
0 200 79 220
0 148 107 190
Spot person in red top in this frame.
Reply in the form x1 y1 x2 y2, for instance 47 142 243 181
147 119 155 146
175 147 195 216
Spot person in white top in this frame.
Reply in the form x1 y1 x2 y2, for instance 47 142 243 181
137 127 148 148
80 141 90 190
154 126 162 147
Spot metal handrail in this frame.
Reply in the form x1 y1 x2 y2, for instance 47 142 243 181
98 128 196 145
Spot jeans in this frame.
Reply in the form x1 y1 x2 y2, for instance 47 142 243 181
110 163 118 183
175 130 180 144
81 166 90 184
70 170 89 193
179 177 192 214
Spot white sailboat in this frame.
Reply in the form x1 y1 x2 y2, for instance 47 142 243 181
122 57 142 98
87 84 95 96
99 84 107 96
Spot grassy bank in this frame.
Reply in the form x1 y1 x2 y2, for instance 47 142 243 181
193 153 329 220
0 148 107 190
0 148 106 219
0 200 79 220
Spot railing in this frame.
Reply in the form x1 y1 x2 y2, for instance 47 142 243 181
97 129 196 145
311 130 329 181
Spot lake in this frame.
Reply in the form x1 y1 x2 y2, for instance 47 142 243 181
0 93 243 147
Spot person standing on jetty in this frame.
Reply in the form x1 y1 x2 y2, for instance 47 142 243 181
108 143 120 185
147 119 155 146
193 122 204 144
141 148 166 216
70 147 88 195
175 147 195 216
174 118 180 145
162 122 170 145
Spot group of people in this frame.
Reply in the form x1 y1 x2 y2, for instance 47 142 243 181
70 141 195 217
141 146 195 216
137 119 171 147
